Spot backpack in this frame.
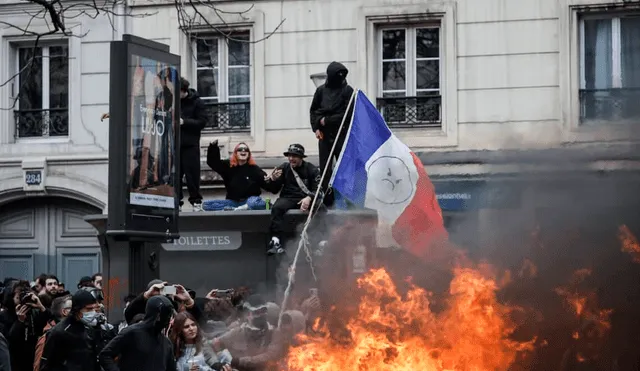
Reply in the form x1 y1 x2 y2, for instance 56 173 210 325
33 321 55 371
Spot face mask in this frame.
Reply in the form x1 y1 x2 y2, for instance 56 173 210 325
80 311 99 327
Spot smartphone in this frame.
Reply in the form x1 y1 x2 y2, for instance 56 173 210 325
161 285 177 296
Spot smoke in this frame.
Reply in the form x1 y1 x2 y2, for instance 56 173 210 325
274 152 640 370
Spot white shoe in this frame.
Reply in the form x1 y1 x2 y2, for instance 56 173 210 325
192 203 203 212
234 204 249 211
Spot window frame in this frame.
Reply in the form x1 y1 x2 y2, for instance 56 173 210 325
191 32 252 104
559 0 640 142
359 2 458 148
14 42 70 140
377 23 442 99
577 11 640 125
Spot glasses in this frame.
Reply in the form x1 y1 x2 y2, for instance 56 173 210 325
236 147 249 153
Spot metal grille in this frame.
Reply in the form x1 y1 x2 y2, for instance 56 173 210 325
579 88 640 123
14 108 69 138
376 95 442 128
202 101 251 132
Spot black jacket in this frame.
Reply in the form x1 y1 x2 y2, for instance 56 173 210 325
207 142 268 201
0 333 9 371
39 316 100 371
0 284 51 371
180 89 207 147
309 62 355 142
264 161 321 199
99 296 176 371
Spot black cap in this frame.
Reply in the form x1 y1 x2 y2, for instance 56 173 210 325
71 290 97 312
284 143 306 158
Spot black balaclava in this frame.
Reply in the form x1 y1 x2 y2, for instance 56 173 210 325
143 295 174 334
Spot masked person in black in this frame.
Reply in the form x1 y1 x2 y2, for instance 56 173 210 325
39 290 102 371
179 77 207 212
99 295 176 371
263 144 321 255
309 61 354 207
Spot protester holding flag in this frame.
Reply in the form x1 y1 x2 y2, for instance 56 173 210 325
330 90 448 259
309 62 354 206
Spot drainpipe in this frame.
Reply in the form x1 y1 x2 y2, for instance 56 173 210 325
112 1 127 41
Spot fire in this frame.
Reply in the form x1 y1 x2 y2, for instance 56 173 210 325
619 225 640 263
286 267 534 371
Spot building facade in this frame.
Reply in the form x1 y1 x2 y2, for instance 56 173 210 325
0 0 639 281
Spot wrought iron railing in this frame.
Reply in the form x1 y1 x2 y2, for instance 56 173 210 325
14 108 69 138
376 95 442 128
202 101 251 132
579 88 640 123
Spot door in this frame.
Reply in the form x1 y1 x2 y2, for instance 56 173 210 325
0 197 101 287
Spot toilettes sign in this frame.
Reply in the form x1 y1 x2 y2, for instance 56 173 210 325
161 231 242 251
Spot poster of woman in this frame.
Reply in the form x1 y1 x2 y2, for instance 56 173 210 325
128 55 178 209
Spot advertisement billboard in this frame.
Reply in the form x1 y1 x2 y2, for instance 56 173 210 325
108 35 180 240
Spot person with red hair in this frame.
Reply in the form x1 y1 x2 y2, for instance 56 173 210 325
203 140 269 211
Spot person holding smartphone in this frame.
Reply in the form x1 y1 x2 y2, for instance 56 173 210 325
123 280 202 326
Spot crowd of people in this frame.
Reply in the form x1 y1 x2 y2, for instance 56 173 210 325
0 273 323 371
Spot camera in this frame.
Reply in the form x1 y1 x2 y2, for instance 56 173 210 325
20 289 36 305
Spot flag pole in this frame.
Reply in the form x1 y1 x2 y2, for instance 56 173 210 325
276 88 357 327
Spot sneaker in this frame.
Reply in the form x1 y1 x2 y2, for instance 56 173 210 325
234 204 249 211
266 239 284 255
192 203 203 212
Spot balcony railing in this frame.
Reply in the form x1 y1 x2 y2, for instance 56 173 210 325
14 108 69 138
376 95 442 128
202 101 251 132
580 88 640 124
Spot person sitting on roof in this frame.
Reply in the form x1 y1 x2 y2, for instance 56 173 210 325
202 140 269 211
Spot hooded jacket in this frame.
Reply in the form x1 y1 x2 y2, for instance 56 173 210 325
207 142 268 201
180 88 208 147
309 62 355 142
98 296 176 371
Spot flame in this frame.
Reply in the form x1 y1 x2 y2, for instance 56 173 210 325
555 269 613 363
619 225 640 263
286 267 534 371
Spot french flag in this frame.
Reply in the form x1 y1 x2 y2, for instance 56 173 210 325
330 90 448 258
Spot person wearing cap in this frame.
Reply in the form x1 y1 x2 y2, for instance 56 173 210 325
39 290 101 371
263 144 321 255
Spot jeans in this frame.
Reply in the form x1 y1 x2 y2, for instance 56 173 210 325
202 196 266 211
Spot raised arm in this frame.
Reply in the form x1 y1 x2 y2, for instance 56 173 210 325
206 140 231 176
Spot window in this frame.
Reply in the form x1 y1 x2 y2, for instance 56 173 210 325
377 25 441 128
579 15 640 124
194 31 251 131
14 44 69 138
